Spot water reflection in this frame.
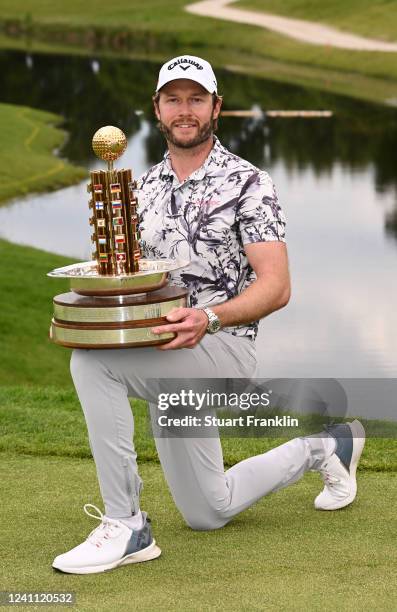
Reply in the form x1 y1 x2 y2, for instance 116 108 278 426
1 50 397 378
1 121 151 259
1 50 397 221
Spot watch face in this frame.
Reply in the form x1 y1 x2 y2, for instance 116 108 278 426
213 320 221 332
203 308 221 333
209 318 221 333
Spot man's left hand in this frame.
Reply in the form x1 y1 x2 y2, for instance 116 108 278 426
151 307 209 350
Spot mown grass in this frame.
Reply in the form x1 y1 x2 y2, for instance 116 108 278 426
1 386 396 471
0 102 85 203
0 239 76 387
1 455 396 611
0 1 396 105
237 0 397 42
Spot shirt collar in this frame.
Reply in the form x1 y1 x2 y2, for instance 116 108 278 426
160 135 226 182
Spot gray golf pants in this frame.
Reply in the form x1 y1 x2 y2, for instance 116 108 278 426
70 331 332 530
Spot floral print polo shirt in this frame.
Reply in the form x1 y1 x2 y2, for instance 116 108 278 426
137 136 286 340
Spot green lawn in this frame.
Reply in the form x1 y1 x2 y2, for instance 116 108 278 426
0 239 76 387
0 1 397 105
1 386 396 470
1 455 396 611
236 0 397 42
0 102 85 204
0 0 396 40
0 104 86 202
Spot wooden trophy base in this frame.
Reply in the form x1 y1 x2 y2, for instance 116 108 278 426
50 285 188 348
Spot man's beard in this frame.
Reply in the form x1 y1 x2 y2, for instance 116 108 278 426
157 118 214 149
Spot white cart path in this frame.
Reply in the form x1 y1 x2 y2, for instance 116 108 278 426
186 0 397 52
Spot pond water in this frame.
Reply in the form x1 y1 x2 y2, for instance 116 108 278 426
1 50 397 389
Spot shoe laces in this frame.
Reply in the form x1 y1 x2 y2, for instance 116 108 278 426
83 503 123 548
318 462 341 488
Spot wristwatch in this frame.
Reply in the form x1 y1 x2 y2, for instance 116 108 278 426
201 307 221 334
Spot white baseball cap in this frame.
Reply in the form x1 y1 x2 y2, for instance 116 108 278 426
156 55 218 94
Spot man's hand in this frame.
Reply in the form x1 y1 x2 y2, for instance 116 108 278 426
151 307 209 350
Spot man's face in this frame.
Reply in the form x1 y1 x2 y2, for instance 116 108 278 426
154 79 222 149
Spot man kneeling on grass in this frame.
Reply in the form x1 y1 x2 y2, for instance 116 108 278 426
52 55 365 574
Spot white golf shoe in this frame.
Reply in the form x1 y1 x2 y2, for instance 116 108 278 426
52 504 161 574
314 419 366 511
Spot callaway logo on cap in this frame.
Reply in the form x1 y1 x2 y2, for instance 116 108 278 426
156 55 218 94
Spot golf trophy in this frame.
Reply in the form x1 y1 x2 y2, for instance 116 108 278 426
48 126 189 348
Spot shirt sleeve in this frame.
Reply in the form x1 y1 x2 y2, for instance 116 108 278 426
236 170 286 245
